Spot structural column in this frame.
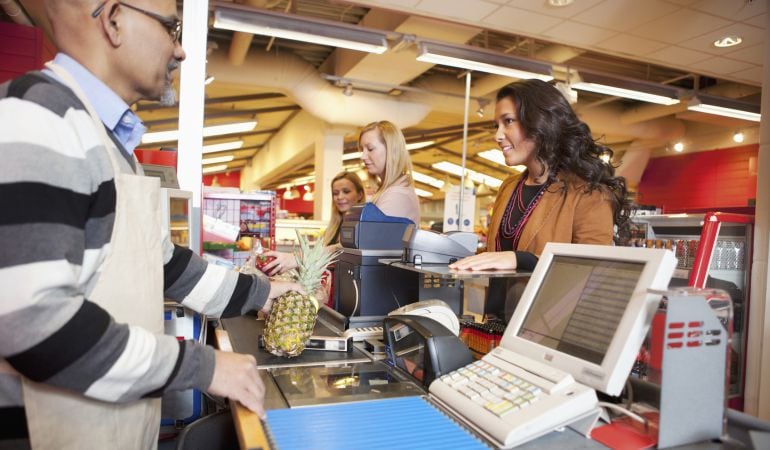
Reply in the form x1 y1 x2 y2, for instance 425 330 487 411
314 130 345 223
745 11 770 420
177 0 208 254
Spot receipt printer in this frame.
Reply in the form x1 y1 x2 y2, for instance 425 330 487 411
340 203 413 250
402 225 478 264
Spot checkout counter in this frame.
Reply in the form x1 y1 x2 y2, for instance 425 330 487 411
208 205 770 449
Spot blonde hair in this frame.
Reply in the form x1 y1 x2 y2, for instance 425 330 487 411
322 171 365 246
359 121 415 203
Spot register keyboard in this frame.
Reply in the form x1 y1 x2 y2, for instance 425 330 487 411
430 352 597 448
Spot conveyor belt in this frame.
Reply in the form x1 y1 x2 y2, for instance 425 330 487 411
264 396 488 450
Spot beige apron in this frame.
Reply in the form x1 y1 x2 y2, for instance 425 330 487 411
20 63 164 449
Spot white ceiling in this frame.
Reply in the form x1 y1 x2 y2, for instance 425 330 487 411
353 0 766 86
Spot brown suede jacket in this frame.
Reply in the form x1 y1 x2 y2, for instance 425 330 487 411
487 171 615 255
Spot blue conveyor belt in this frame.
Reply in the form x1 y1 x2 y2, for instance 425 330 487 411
264 396 488 449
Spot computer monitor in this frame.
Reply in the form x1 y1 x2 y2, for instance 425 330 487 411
502 243 676 396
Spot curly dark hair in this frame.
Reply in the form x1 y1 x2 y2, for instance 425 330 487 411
496 79 632 243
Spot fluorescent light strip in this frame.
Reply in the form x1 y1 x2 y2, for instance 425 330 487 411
342 151 362 161
406 140 435 151
477 149 506 166
203 155 235 165
142 121 257 144
432 161 503 188
571 82 680 106
412 171 445 189
202 140 244 154
688 103 760 122
414 188 433 198
477 149 526 172
213 5 388 54
343 142 433 161
570 70 681 106
687 95 760 122
417 41 553 81
202 164 229 174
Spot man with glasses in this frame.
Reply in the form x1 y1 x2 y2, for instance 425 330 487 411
0 1 300 448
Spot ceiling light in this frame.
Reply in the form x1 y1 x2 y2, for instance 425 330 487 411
202 155 235 165
673 142 684 152
733 131 745 143
204 74 215 85
202 140 244 154
405 140 435 151
213 4 389 54
342 84 354 97
414 188 433 198
571 71 681 105
142 121 257 144
412 171 445 189
303 185 314 201
475 99 488 118
687 94 760 122
476 182 493 196
282 189 295 200
417 40 553 81
548 0 574 5
600 153 611 163
202 164 228 174
713 35 742 48
432 161 503 188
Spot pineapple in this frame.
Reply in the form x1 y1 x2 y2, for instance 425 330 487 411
263 231 339 357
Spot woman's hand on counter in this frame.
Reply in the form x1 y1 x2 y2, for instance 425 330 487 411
208 350 266 418
262 251 298 276
448 251 518 271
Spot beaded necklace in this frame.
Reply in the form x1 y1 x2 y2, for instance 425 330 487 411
496 172 552 251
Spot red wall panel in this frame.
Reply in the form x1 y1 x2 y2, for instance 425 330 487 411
0 22 55 83
203 171 241 188
637 144 758 213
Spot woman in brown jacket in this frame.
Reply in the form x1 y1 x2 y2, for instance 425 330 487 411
450 80 631 315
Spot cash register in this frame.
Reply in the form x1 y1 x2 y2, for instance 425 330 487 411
335 204 481 327
334 204 419 325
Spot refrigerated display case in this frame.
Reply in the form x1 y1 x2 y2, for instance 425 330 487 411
630 212 753 409
159 188 204 433
160 188 192 248
202 191 277 269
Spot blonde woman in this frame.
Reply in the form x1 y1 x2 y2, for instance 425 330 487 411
359 120 421 224
322 171 365 247
263 171 364 275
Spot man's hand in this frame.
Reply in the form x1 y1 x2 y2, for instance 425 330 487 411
207 350 266 417
448 251 518 271
262 281 305 314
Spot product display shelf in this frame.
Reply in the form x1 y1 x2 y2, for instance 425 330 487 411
202 191 277 269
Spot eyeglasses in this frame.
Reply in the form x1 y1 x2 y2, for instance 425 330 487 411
92 1 182 43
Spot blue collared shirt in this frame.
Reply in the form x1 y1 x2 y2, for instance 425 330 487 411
43 53 146 155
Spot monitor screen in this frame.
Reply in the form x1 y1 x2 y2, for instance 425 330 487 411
517 256 645 365
502 243 676 396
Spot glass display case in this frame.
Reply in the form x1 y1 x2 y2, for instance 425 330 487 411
161 188 193 248
629 212 754 409
275 219 327 252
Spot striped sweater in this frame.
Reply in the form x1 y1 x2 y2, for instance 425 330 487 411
0 73 270 424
